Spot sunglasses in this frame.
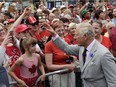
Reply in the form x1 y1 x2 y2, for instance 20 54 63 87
38 15 46 20
3 22 10 25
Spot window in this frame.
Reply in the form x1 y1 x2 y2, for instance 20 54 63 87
55 1 61 8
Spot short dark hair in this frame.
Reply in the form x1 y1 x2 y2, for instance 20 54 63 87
59 17 70 23
4 12 13 18
94 10 103 19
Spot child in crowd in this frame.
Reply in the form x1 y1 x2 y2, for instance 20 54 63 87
8 37 45 87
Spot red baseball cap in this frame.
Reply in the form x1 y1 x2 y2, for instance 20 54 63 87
28 16 37 24
16 24 30 34
8 19 15 23
68 4 74 8
107 6 113 9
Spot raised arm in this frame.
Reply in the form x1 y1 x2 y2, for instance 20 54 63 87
10 7 31 31
42 22 80 56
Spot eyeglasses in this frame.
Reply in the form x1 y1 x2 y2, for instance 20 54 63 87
55 29 65 33
64 25 69 28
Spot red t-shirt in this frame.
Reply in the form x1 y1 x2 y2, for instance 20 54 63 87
6 45 21 78
45 40 70 65
33 30 50 41
65 37 71 44
101 36 112 50
65 34 77 44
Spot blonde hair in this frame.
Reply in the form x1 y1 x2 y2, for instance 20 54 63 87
63 9 72 16
8 3 16 12
63 14 72 19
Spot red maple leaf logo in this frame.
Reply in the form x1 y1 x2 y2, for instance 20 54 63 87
28 64 36 74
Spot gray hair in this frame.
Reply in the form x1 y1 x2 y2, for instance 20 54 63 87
68 23 77 30
106 22 115 30
77 23 95 37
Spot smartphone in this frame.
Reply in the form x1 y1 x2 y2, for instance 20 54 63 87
9 31 13 36
9 31 14 40
40 25 46 30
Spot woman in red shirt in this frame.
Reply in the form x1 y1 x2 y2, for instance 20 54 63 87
92 20 112 50
45 20 75 87
65 23 77 44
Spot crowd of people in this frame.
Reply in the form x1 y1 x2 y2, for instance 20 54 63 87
0 0 116 87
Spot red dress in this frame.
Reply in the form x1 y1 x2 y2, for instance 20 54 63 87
20 54 42 87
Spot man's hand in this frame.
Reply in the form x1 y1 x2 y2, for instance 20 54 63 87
42 23 57 36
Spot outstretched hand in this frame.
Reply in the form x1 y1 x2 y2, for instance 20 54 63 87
23 7 32 16
42 23 57 36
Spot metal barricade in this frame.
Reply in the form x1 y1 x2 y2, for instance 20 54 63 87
9 66 81 87
9 81 17 85
34 68 70 87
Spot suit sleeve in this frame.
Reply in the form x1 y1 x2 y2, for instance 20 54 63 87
53 36 80 56
0 46 6 66
101 52 116 87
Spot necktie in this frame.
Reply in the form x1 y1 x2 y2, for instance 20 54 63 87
83 49 87 65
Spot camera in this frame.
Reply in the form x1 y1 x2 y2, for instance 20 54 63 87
88 4 93 12
9 30 14 41
87 0 94 12
88 3 93 9
9 31 13 37
40 25 46 30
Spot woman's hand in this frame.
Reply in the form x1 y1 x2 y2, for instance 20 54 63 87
40 74 46 81
85 2 89 7
66 63 76 71
3 58 11 68
17 79 28 87
1 35 13 47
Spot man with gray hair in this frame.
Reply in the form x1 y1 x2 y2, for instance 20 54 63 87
43 22 116 87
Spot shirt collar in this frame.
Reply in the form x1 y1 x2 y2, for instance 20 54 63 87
86 39 96 52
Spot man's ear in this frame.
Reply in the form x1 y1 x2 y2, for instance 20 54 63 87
84 33 89 40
